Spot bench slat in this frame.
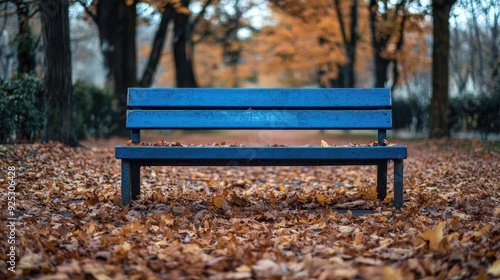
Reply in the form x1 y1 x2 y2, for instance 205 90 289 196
128 88 391 109
116 146 407 161
126 110 392 130
117 158 393 167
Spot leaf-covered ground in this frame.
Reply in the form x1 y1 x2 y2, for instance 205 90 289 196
1 132 499 280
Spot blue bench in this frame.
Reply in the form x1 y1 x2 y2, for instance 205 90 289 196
115 88 407 208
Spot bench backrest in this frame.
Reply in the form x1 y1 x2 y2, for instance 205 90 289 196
127 88 391 127
126 88 392 144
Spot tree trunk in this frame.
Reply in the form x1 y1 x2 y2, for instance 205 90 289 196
221 14 242 88
369 0 389 88
96 0 137 136
173 0 197 88
429 0 456 138
332 0 357 88
373 52 390 88
16 0 36 74
139 5 174 87
38 0 77 147
369 0 406 89
347 0 357 88
489 5 499 90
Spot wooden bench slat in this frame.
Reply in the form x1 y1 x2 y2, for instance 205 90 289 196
116 146 407 161
126 110 392 130
128 88 391 109
117 158 395 167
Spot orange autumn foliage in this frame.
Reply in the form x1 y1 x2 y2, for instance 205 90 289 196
146 0 430 88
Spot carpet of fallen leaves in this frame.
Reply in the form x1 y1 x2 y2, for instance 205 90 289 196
0 135 499 280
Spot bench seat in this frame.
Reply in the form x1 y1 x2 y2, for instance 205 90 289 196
116 146 407 166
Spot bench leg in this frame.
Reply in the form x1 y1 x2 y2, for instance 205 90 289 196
394 159 404 208
131 163 141 200
377 162 388 200
122 160 131 206
122 160 141 206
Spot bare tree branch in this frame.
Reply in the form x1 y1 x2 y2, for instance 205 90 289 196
190 0 212 29
75 0 97 23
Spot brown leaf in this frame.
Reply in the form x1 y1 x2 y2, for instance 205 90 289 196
316 193 327 205
252 259 282 278
18 251 43 270
449 216 460 231
45 241 58 253
419 222 444 250
473 223 493 237
213 196 225 208
488 259 500 276
86 219 97 234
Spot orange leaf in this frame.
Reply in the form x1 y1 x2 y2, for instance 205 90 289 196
473 223 493 237
45 241 57 253
87 219 97 234
449 216 460 231
488 259 500 276
213 196 224 209
419 222 444 250
316 193 326 205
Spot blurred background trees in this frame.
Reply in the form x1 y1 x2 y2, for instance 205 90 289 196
0 0 499 144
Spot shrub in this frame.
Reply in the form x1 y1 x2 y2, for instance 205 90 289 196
0 74 44 143
449 92 500 139
0 77 119 143
392 98 428 132
392 99 413 130
73 80 119 139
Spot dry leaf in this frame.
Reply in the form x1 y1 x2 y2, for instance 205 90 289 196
18 251 43 270
473 223 493 237
87 219 97 234
213 196 225 208
382 266 402 280
338 225 355 234
488 259 500 276
419 222 444 250
316 193 327 205
449 216 460 231
45 241 58 253
252 259 282 278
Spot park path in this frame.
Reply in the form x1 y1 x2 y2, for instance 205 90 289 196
82 130 391 148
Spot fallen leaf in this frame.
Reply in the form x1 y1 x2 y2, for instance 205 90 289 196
213 196 224 208
473 223 493 237
316 193 327 205
382 266 402 280
45 241 58 253
87 219 97 234
252 259 282 278
488 259 500 276
449 216 460 231
419 222 444 250
18 251 43 270
339 225 355 234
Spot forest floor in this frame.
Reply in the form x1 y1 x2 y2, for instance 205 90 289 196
1 131 499 280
